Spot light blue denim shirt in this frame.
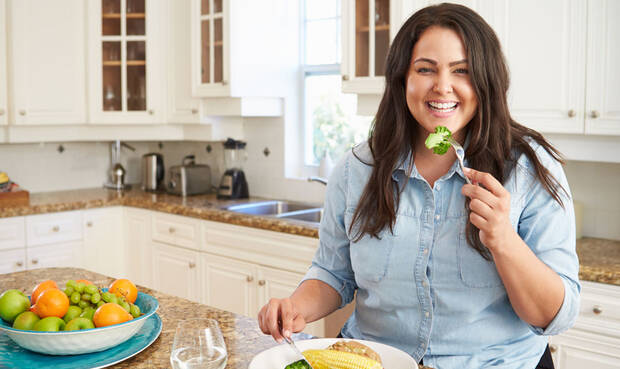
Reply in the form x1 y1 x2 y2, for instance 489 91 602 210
303 140 580 369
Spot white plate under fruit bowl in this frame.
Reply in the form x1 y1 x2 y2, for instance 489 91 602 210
0 289 159 355
249 338 418 369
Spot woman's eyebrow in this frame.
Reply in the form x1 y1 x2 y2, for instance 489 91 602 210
413 58 468 66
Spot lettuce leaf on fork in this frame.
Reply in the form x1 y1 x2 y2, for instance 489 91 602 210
424 126 452 155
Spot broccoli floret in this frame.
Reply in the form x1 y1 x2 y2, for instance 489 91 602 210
424 126 453 155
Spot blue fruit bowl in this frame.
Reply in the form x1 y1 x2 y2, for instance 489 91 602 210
0 291 158 355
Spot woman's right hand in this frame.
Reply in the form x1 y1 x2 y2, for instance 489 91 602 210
257 297 307 343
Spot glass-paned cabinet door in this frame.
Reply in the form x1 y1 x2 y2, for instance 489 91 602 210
91 0 161 123
192 0 228 96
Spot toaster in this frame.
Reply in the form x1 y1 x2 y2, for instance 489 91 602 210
167 155 212 196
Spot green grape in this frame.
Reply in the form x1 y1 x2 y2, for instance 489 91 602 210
66 280 77 289
91 292 101 304
64 286 74 297
96 300 105 308
101 292 114 303
70 292 81 304
75 282 86 293
120 300 130 313
84 284 98 295
129 304 141 318
81 293 92 301
109 295 119 305
78 300 91 309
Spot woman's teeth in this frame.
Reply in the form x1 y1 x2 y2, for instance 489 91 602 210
428 101 458 112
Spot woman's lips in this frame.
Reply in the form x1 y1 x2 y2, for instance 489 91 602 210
426 101 458 118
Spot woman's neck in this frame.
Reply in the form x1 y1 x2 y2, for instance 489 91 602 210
413 127 466 188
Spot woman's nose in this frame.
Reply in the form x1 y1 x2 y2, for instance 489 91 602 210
433 71 453 95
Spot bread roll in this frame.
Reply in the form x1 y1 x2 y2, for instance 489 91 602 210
327 340 382 364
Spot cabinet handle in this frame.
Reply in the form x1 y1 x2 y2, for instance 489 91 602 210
168 227 175 234
593 305 603 315
342 75 349 81
191 108 198 114
0 108 5 116
258 280 265 286
19 109 26 116
590 110 600 119
549 344 557 353
52 226 60 232
31 259 39 265
86 221 93 227
567 109 576 117
246 275 254 282
188 262 196 269
221 80 228 86
148 109 154 115
16 261 23 267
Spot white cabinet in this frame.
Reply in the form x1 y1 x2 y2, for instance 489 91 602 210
0 216 26 274
0 0 7 126
83 207 124 279
152 241 201 302
26 241 79 270
86 0 165 124
201 252 256 316
124 207 152 288
0 248 27 274
24 210 83 270
7 0 87 125
550 281 620 368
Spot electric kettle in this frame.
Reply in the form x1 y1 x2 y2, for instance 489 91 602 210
142 153 164 191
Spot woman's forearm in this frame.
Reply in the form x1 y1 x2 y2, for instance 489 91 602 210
291 279 343 323
491 232 565 328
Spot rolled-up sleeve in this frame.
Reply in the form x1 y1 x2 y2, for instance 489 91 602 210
516 147 581 336
302 153 357 309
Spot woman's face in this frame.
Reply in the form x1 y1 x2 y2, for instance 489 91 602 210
406 26 478 142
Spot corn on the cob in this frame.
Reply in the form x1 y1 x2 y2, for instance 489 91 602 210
302 349 383 369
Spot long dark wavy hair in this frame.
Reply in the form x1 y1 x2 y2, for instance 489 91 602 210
349 3 567 260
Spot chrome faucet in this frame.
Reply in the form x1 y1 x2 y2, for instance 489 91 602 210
307 176 328 185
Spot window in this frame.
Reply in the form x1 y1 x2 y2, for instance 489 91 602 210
302 0 372 166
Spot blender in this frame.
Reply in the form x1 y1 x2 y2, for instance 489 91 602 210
217 138 249 199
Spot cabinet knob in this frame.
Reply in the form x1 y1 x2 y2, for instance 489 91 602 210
593 305 603 315
0 108 5 116
86 221 93 227
567 109 576 117
19 109 26 116
549 344 557 353
342 75 349 81
246 275 254 282
52 225 60 232
590 110 600 119
31 259 39 265
188 262 196 269
148 109 154 115
16 261 23 267
191 108 198 114
168 227 175 234
221 80 228 86
258 280 265 286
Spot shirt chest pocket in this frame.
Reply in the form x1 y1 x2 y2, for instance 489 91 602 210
345 211 396 283
457 216 504 288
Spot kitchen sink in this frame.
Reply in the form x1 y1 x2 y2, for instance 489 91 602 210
223 200 323 224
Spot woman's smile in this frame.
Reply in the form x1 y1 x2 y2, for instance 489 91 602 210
426 99 460 117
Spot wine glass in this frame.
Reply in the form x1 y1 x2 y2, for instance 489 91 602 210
170 318 228 369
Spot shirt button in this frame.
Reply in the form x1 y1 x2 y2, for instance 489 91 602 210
423 281 428 287
423 248 428 254
425 311 430 318
435 214 441 221
435 184 440 190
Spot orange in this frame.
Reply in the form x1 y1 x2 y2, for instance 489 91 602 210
109 279 138 304
93 303 133 327
75 279 94 285
33 288 69 318
31 280 58 305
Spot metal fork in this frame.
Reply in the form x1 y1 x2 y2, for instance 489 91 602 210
448 137 472 185
283 335 315 369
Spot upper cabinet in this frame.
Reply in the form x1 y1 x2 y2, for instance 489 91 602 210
87 0 164 124
7 0 86 125
0 0 7 126
190 0 296 104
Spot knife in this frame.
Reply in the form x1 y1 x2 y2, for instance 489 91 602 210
283 334 315 369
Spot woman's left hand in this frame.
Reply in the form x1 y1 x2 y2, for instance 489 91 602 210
461 168 517 252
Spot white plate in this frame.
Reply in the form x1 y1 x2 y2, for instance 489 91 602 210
248 338 418 369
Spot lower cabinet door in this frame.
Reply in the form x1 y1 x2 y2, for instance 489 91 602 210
26 241 81 270
0 248 27 274
201 253 256 317
550 330 620 369
151 242 201 302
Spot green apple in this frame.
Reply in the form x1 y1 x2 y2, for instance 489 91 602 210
65 317 95 331
79 307 96 321
0 289 31 323
33 317 66 332
63 305 82 323
12 311 40 330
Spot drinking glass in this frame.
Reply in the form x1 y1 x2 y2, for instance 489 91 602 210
170 318 228 369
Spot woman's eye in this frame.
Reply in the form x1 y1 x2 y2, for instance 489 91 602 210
417 67 433 73
454 68 469 74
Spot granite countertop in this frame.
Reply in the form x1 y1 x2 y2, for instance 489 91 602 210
0 267 432 369
1 187 619 286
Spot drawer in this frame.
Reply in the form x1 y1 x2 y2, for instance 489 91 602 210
580 283 620 325
0 248 27 274
152 213 201 250
0 217 26 251
26 211 82 247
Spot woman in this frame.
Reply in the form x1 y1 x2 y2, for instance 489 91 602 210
258 4 580 368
